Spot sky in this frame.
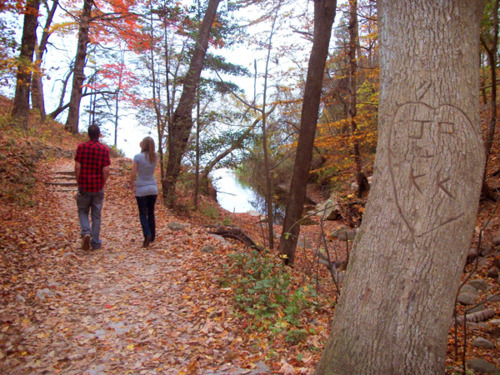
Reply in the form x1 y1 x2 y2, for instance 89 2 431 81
2 0 339 159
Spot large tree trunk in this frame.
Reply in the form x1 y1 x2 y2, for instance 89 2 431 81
11 0 40 128
278 0 337 265
314 1 485 374
164 0 221 207
65 0 93 134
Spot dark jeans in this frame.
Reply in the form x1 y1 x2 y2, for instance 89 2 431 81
136 195 157 241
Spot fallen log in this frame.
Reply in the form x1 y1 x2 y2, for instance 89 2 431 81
207 225 263 251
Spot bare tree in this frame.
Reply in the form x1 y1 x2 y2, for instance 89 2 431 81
31 0 59 123
65 0 93 133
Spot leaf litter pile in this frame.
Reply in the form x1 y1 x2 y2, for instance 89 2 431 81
0 157 338 374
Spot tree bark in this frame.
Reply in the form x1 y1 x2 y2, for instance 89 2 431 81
314 1 485 374
11 0 40 128
164 0 221 207
278 0 337 265
65 0 93 134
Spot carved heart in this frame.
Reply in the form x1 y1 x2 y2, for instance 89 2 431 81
388 103 481 238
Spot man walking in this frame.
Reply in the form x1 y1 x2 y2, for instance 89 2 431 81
75 124 111 250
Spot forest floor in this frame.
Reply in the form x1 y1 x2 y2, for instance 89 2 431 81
0 149 341 374
0 111 499 374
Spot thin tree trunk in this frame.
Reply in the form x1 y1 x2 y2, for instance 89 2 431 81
480 0 498 201
31 0 58 123
278 0 337 265
314 1 485 374
348 0 369 197
164 0 221 207
11 0 40 128
65 0 93 133
261 2 281 249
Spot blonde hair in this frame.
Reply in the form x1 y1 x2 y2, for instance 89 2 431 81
141 137 157 164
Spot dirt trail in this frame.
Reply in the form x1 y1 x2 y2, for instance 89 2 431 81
0 159 262 375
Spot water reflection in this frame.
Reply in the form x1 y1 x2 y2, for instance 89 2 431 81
212 168 258 213
212 168 285 224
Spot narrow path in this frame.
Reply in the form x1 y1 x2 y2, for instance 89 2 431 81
0 159 266 374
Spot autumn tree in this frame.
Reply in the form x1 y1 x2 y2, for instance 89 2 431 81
313 0 378 194
11 0 40 128
278 0 337 265
314 1 485 374
480 0 499 201
164 0 222 207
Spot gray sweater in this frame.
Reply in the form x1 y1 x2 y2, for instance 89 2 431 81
134 152 158 197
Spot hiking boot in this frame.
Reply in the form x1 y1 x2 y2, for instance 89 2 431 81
82 234 91 250
143 235 152 248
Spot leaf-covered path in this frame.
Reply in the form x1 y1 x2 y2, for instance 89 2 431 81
0 159 281 374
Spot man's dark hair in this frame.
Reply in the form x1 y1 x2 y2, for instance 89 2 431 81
88 124 100 141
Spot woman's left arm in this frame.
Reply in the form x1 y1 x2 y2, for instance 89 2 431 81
130 162 138 191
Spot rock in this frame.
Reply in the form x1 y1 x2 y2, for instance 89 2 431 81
299 216 317 226
466 358 499 374
494 255 500 269
168 222 185 231
468 303 485 314
250 361 270 375
490 319 500 326
487 266 499 278
467 247 479 262
492 232 500 245
208 234 232 246
36 288 54 301
467 322 480 330
458 292 478 305
201 245 216 253
469 279 490 292
246 210 261 217
488 294 500 302
478 322 490 329
472 337 495 349
297 237 313 249
482 245 494 256
478 257 490 267
315 196 341 221
329 227 357 241
461 284 479 295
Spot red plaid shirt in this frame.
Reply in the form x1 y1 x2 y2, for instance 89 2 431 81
75 140 111 192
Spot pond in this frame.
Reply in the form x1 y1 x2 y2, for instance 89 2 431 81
211 168 259 214
211 168 286 223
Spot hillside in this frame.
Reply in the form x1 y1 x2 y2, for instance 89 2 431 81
0 103 499 373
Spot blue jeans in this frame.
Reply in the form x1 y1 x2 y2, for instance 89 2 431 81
136 195 157 241
77 190 104 249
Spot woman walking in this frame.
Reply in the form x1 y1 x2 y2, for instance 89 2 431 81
130 137 158 248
